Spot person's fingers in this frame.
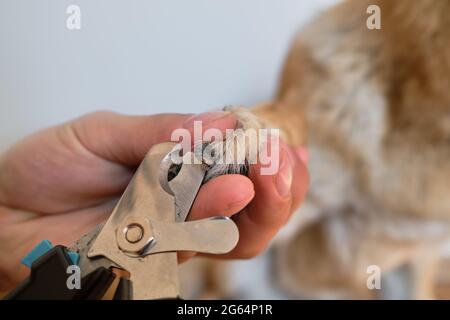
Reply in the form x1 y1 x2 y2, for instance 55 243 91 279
295 146 309 165
287 147 309 218
70 111 237 166
178 174 254 263
188 175 255 220
0 123 134 214
0 111 238 214
214 142 308 259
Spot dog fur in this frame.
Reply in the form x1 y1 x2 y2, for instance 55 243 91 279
192 0 450 299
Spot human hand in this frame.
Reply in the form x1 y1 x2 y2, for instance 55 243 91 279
0 111 308 291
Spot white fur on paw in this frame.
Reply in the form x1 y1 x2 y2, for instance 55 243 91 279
201 106 270 182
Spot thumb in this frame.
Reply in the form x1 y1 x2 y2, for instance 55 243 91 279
70 111 237 166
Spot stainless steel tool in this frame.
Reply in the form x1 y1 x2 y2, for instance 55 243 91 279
70 142 239 299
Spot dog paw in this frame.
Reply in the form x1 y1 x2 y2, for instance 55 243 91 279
201 106 275 182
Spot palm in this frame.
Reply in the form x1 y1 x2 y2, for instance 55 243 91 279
0 124 133 289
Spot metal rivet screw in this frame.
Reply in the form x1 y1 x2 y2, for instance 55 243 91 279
125 224 144 243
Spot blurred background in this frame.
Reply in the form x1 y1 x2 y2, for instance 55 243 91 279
3 0 450 301
0 0 337 152
0 0 338 299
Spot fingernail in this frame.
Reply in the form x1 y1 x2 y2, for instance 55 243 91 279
275 148 293 198
296 147 309 165
183 111 231 129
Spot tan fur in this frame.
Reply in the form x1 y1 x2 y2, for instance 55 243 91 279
269 0 450 299
182 0 450 299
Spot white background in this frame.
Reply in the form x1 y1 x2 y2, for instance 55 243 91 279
0 0 338 151
1 0 341 299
